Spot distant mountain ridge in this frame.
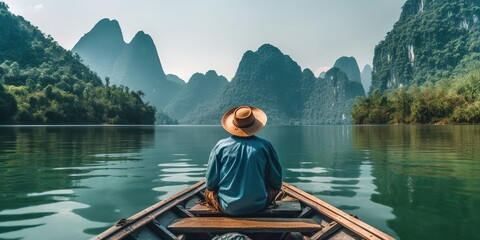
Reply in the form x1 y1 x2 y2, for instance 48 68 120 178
164 70 228 123
166 74 186 85
72 19 366 125
333 56 362 83
210 44 305 124
361 64 372 93
302 67 365 124
72 19 183 109
71 18 125 81
178 44 365 125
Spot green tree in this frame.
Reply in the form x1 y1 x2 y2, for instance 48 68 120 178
351 90 392 124
390 87 412 123
351 96 372 124
0 84 18 123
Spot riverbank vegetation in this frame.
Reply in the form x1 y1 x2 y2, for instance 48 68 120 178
352 64 480 124
3 78 156 124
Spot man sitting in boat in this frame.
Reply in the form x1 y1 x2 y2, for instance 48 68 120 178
204 106 283 215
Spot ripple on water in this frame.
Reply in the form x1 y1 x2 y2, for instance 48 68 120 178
27 190 74 197
287 167 328 174
154 156 206 200
0 201 101 239
53 163 121 171
158 172 204 183
172 158 192 162
157 162 196 167
160 167 205 173
93 153 141 159
152 185 189 200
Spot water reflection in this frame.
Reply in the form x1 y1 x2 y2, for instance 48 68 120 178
352 125 480 240
262 126 397 238
4 126 478 240
1 126 395 239
0 126 155 239
156 156 205 186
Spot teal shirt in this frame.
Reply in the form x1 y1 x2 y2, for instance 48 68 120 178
205 136 282 215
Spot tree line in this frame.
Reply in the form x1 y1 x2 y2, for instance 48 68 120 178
352 63 480 124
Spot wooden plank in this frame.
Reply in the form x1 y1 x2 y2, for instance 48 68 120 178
297 206 314 218
281 195 298 202
168 217 322 233
282 183 394 240
310 222 343 240
184 195 201 209
95 180 206 240
176 234 186 240
123 235 139 240
174 205 196 218
149 220 177 240
188 200 301 216
329 229 361 240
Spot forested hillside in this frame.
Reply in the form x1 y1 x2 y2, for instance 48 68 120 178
353 0 480 124
0 3 155 124
164 70 228 123
188 45 365 125
303 67 365 124
372 0 480 91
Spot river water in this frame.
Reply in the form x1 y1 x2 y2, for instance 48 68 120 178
0 125 479 240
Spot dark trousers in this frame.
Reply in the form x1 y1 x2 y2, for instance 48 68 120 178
204 186 280 212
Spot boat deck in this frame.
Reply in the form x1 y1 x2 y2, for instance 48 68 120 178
94 180 395 240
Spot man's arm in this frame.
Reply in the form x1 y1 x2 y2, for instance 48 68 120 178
205 147 220 191
266 142 282 190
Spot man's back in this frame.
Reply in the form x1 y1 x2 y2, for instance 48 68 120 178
206 135 282 215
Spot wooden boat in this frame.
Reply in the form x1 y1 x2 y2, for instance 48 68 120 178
95 180 394 240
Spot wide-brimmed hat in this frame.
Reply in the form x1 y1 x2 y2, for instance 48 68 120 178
221 106 267 137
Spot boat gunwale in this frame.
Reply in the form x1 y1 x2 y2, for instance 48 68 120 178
282 182 395 240
93 180 205 240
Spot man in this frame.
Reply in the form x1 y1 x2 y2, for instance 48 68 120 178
205 105 282 215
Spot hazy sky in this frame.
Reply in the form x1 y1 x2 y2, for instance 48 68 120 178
4 0 406 81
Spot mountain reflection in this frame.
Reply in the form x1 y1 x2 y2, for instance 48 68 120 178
0 126 404 239
352 125 480 240
0 126 155 239
272 126 362 198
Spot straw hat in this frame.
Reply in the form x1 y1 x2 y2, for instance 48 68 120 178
221 106 267 137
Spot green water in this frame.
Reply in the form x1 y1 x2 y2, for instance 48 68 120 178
0 126 479 240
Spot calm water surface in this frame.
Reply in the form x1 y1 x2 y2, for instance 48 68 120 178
0 126 479 240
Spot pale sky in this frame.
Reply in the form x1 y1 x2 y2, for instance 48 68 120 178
4 0 406 81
